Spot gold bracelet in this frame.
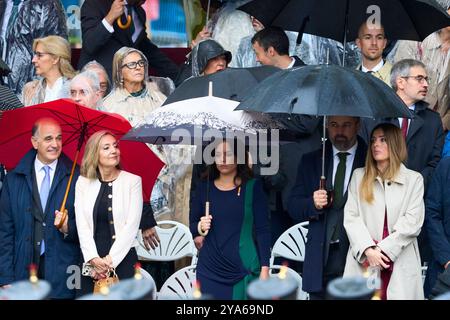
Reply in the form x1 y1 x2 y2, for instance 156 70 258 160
197 221 209 236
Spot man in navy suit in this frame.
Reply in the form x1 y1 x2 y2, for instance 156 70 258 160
288 116 367 299
78 0 179 81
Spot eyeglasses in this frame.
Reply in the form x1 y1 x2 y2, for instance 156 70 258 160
33 51 52 59
121 59 147 69
401 75 430 84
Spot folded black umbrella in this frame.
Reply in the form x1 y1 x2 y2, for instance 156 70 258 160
0 84 23 111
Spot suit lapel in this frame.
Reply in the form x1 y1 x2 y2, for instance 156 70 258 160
406 112 423 143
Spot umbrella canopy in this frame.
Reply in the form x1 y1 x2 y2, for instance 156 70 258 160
0 99 164 201
270 0 450 43
0 84 24 111
164 66 280 105
236 64 413 119
237 0 291 27
123 95 284 145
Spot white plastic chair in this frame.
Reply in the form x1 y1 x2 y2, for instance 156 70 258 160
269 265 309 300
139 268 158 300
136 220 197 265
270 221 309 267
157 265 197 300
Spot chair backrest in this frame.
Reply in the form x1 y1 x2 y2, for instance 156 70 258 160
136 220 197 264
269 265 309 300
139 268 158 300
157 265 197 300
270 221 309 266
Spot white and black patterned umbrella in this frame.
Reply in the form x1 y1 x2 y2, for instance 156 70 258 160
123 95 284 145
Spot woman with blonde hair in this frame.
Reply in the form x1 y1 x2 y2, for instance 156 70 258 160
102 47 170 127
343 123 425 300
74 130 142 295
22 35 76 106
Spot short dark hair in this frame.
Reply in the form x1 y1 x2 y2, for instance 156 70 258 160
251 26 290 56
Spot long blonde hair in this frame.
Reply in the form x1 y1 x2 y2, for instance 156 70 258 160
360 123 407 203
80 131 121 180
33 35 76 79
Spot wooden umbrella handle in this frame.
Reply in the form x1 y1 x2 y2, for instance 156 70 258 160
54 150 79 229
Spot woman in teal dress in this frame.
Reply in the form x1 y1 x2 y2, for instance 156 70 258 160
189 139 271 299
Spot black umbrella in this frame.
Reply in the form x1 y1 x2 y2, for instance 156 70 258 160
271 0 450 43
237 0 291 27
164 66 280 105
0 85 23 111
236 64 414 187
0 58 11 77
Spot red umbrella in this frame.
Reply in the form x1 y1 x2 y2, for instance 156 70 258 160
0 98 164 204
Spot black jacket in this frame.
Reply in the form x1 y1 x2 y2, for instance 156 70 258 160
78 0 179 81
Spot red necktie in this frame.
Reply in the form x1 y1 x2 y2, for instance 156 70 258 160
401 118 409 139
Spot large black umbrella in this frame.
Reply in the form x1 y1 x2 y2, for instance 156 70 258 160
236 64 414 186
164 66 280 105
270 0 450 43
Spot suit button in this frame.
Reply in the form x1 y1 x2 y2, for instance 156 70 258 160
42 222 46 227
108 207 112 211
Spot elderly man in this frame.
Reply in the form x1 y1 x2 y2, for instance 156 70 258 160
0 118 80 299
288 116 367 300
355 22 392 85
81 60 111 98
70 70 103 109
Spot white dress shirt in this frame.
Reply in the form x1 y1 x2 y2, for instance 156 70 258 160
285 57 296 69
34 157 58 193
331 141 358 192
361 59 384 73
102 2 143 43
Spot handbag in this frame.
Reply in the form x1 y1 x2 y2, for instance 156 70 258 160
93 268 119 294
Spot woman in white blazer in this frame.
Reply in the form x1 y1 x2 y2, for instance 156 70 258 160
75 130 142 294
343 123 425 300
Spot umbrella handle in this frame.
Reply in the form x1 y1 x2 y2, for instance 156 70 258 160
319 176 334 209
117 14 132 29
54 150 79 229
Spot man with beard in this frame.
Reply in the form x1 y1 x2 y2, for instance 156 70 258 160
288 116 367 299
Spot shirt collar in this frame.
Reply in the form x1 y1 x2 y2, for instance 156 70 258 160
285 57 296 69
34 156 58 173
332 140 358 158
362 59 384 73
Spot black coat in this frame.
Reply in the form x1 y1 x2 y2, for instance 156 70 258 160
360 101 444 190
78 0 179 81
287 137 367 293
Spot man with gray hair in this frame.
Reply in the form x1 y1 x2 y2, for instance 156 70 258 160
69 70 103 109
81 60 111 98
360 58 445 268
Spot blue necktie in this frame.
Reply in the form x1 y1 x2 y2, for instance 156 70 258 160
40 165 50 255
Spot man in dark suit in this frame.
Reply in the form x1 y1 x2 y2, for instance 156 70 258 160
360 59 445 267
251 26 305 69
0 118 80 299
288 116 367 299
78 0 179 81
424 157 450 298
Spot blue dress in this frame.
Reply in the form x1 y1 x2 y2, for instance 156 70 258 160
189 179 271 299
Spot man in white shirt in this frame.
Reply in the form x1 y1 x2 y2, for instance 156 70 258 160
0 118 80 299
356 22 392 86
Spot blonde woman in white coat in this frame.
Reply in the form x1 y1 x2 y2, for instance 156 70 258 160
343 123 425 300
75 131 142 295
